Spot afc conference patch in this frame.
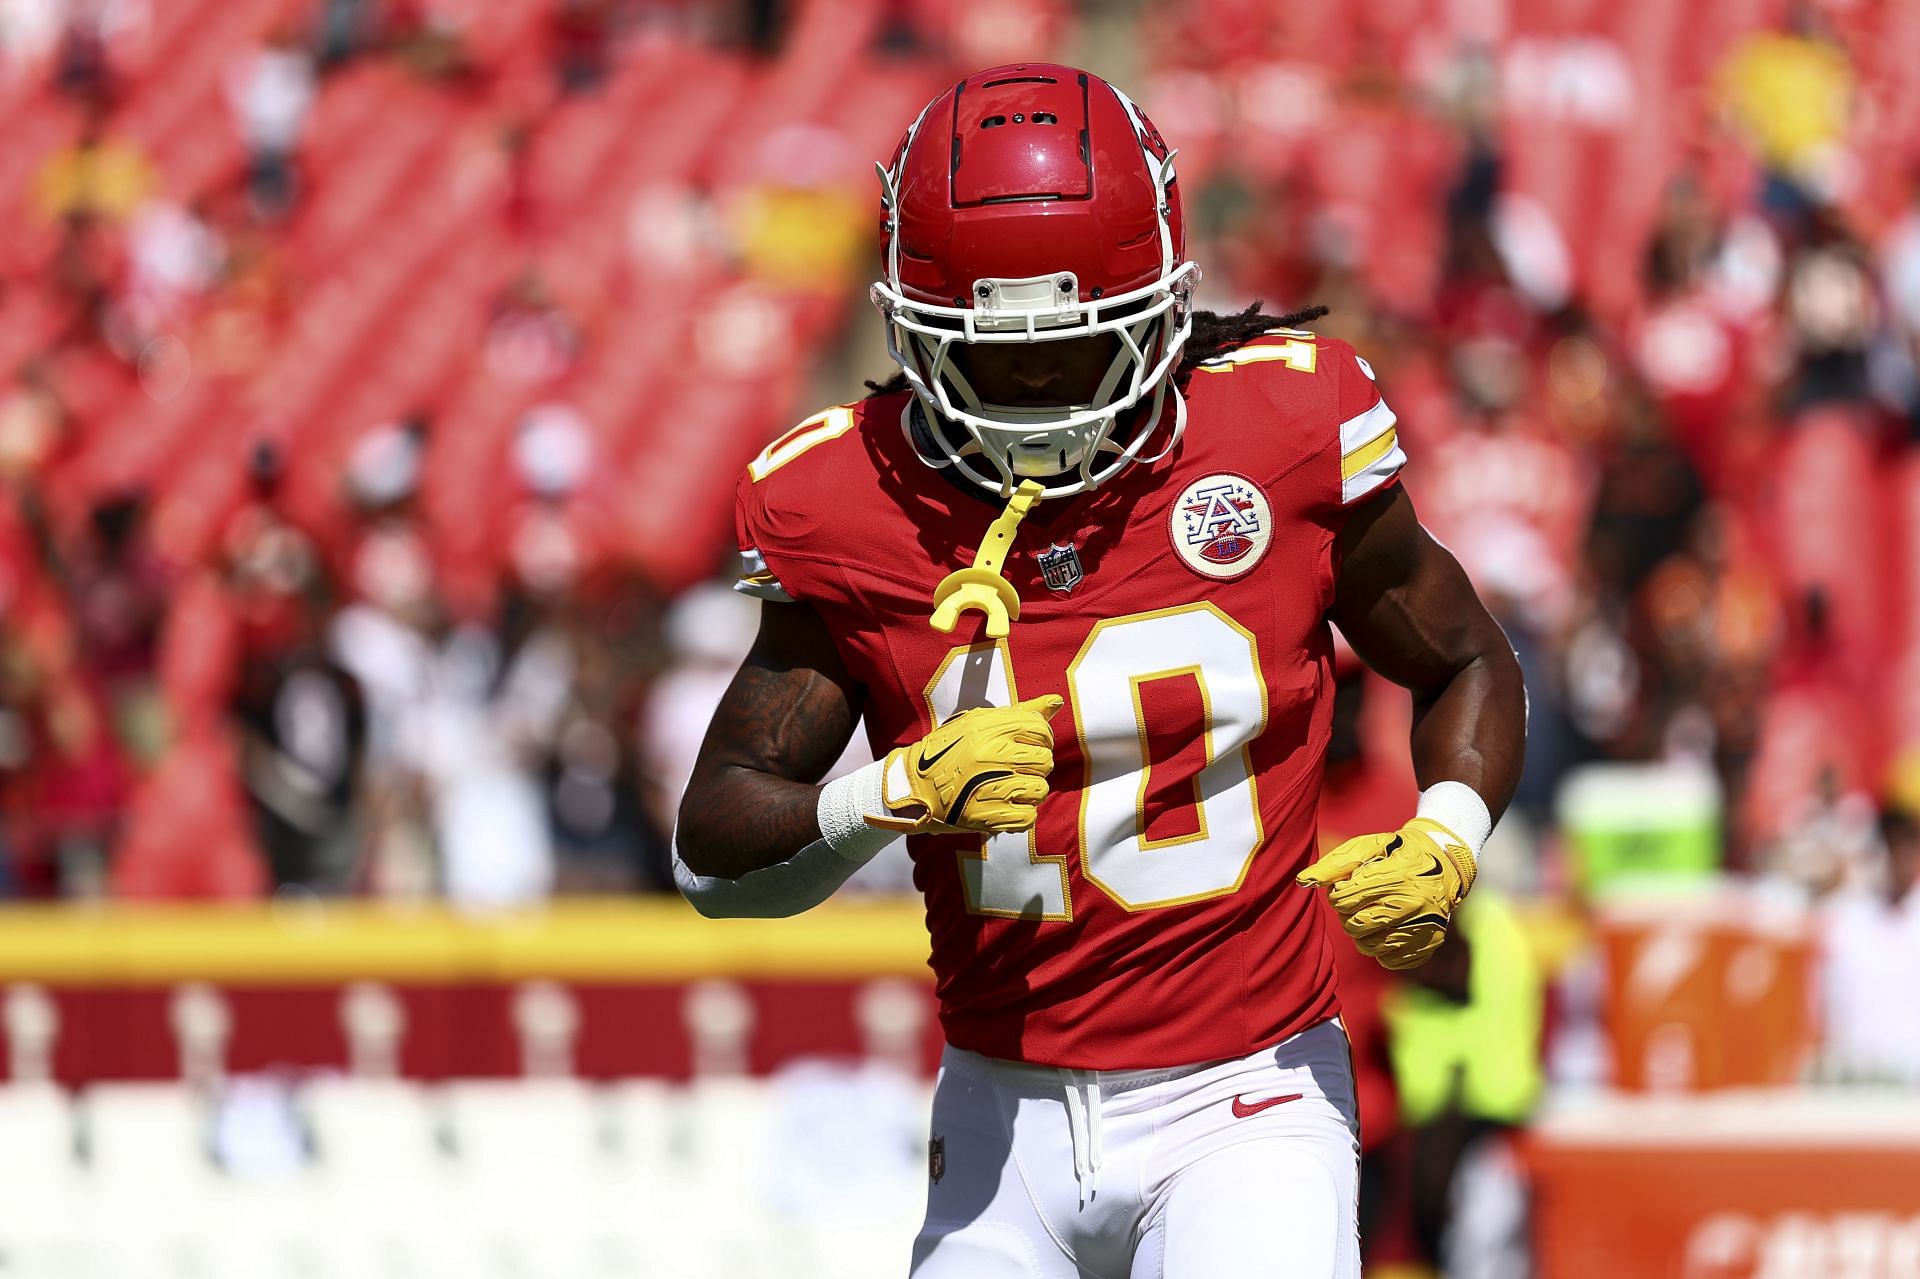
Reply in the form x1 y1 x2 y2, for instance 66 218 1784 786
929 1135 946 1184
1169 472 1273 580
1035 542 1084 594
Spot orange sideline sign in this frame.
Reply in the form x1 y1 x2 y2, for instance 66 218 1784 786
1528 1096 1920 1279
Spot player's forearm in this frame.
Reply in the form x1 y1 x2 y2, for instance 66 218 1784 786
676 765 828 879
676 624 866 881
1407 635 1526 823
674 760 899 917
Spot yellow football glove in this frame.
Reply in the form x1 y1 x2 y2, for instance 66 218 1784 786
868 696 1063 835
1296 817 1478 971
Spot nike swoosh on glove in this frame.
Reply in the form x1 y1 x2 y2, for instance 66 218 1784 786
1295 817 1477 971
868 696 1063 835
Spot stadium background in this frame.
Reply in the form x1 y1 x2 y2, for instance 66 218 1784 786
2 0 1919 1275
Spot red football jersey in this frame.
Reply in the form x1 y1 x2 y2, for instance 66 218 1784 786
734 330 1407 1070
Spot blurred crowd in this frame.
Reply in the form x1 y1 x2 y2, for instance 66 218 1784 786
0 0 1914 974
1151 0 1920 877
1136 2 1920 1269
0 0 1096 903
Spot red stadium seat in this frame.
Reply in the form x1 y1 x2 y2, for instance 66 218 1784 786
1765 410 1888 673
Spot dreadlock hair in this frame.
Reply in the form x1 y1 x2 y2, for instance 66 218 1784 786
861 301 1329 397
1176 302 1328 385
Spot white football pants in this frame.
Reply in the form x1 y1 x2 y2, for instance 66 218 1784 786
910 1018 1361 1279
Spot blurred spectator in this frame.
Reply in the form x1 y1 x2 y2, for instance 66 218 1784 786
417 614 573 906
732 124 867 295
872 0 924 56
0 361 69 482
324 414 438 895
1880 169 1920 434
549 0 614 93
1632 174 1766 481
50 0 118 106
504 412 666 893
1779 211 1881 415
123 198 224 337
0 0 64 72
1384 896 1544 1277
63 494 169 734
387 1 472 84
1585 394 1707 600
736 0 786 58
223 444 366 891
1817 805 1920 1083
1772 767 1882 899
318 0 377 67
1716 1 1855 212
538 595 664 893
225 23 316 221
200 213 294 380
33 102 153 223
486 274 581 385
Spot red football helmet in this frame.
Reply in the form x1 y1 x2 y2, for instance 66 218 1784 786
872 64 1200 498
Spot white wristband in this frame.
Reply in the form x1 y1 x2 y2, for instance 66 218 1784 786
1416 781 1494 858
816 759 900 865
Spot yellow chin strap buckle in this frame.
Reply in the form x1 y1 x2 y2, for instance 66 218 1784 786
931 479 1044 639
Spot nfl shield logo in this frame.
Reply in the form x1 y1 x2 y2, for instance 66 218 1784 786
929 1135 946 1183
1036 543 1083 594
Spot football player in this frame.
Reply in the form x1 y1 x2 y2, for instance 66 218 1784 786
675 64 1526 1279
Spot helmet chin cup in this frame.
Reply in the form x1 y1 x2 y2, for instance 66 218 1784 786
994 412 1104 479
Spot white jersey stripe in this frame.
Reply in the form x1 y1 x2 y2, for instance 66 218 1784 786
734 547 794 603
1337 397 1397 458
1342 438 1408 505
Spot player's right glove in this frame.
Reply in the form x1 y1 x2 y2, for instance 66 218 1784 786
867 696 1063 835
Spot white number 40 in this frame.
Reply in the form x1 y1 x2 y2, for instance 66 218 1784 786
923 602 1268 920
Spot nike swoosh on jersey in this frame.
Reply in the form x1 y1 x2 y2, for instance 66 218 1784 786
919 739 961 772
1230 1092 1304 1118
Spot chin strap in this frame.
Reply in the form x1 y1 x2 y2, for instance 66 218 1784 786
930 479 1044 639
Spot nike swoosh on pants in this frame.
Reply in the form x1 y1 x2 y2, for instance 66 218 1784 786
1230 1092 1304 1118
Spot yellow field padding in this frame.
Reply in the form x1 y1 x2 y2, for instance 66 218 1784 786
0 898 934 986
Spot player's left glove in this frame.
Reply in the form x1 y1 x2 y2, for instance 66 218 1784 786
1296 818 1477 971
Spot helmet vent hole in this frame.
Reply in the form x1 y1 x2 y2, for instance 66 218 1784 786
980 115 1008 129
1032 112 1057 124
982 75 1056 88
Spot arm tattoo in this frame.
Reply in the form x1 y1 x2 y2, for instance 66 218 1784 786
676 604 865 879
